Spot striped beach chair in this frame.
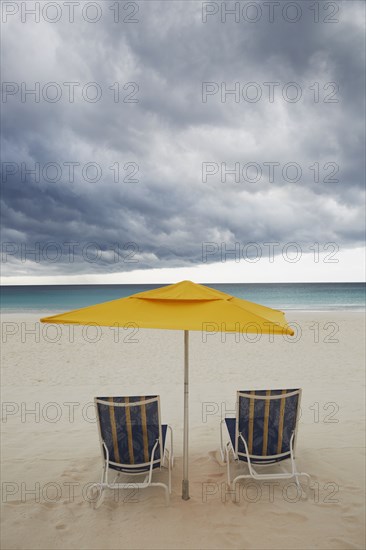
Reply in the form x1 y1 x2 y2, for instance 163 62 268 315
92 395 173 506
220 389 309 492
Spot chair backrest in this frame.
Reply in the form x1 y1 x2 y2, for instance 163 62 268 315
236 389 301 459
95 395 162 468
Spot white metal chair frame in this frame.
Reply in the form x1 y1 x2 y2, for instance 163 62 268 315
220 390 310 495
92 397 174 507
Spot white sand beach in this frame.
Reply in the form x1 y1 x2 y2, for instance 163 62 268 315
1 311 365 550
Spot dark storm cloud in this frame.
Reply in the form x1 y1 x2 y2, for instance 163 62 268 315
1 0 365 278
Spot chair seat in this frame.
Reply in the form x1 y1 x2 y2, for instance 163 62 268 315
108 424 168 473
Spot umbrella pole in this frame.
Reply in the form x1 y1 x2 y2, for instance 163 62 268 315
182 329 190 500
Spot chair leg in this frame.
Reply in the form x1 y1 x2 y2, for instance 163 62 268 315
91 461 108 508
226 446 231 486
112 472 121 484
295 471 311 499
170 426 174 468
92 454 172 507
231 480 240 503
220 420 226 462
91 483 105 509
166 425 174 468
150 482 170 505
168 455 172 494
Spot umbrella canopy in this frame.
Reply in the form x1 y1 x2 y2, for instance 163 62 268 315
41 280 294 334
41 280 294 499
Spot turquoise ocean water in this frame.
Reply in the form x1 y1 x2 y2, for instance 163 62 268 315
0 283 365 313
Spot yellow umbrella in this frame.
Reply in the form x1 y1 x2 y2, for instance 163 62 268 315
41 280 294 499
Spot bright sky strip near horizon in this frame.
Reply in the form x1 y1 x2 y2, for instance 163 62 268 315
1 1 365 284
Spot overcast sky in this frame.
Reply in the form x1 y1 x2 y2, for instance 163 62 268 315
1 0 365 284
